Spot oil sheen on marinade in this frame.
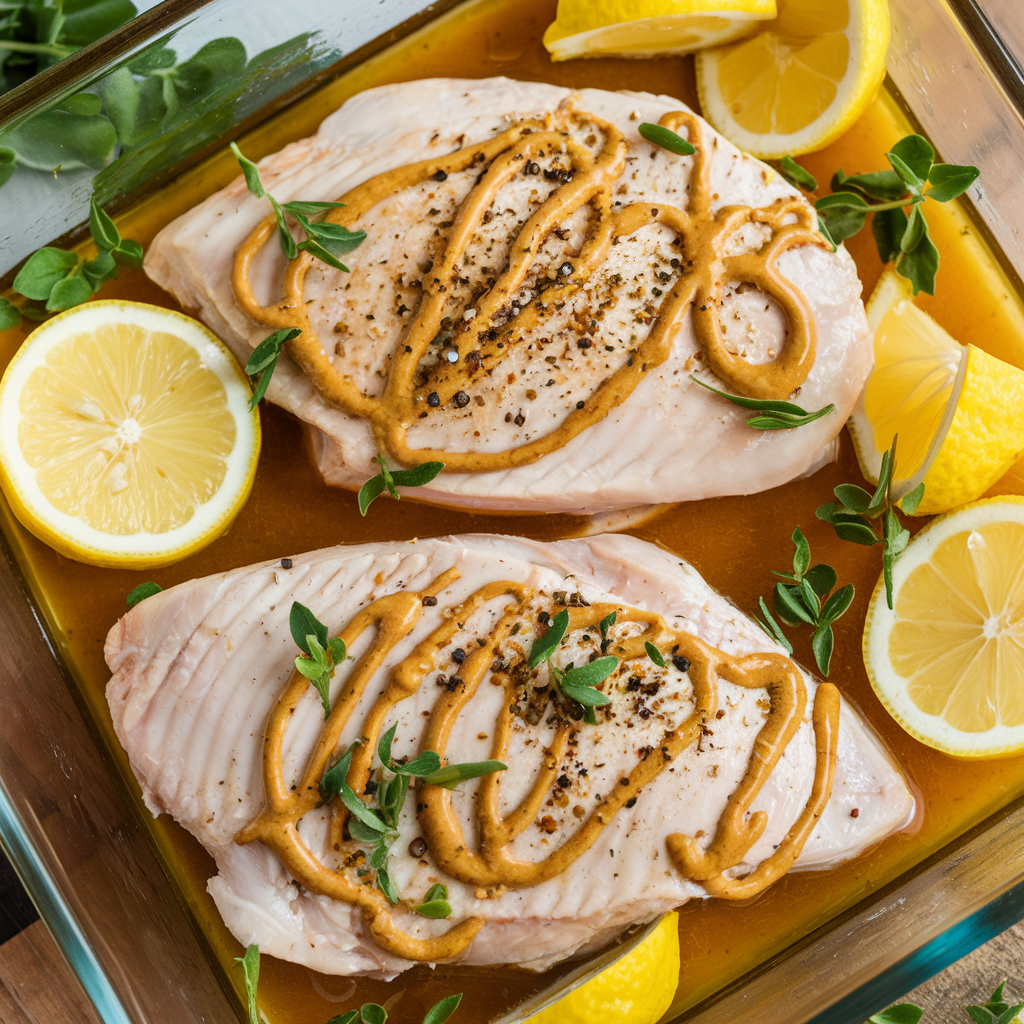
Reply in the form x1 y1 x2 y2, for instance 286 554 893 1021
233 106 821 473
239 567 838 962
3 0 1024 1020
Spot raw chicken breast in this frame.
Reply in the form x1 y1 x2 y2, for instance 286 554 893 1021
145 77 871 514
105 534 912 979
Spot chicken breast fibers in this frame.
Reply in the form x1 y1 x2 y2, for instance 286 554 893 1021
105 533 912 979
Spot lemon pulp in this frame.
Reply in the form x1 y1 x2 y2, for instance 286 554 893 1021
865 498 1024 758
696 0 890 157
0 301 260 568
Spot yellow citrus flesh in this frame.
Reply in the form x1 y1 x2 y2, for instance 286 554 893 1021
849 270 1024 515
543 0 775 60
864 498 1024 758
527 912 680 1024
695 0 890 157
0 301 260 569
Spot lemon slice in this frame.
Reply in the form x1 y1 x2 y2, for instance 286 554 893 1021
864 497 1024 758
849 270 1024 516
0 300 260 569
525 912 679 1024
542 0 775 61
695 0 890 157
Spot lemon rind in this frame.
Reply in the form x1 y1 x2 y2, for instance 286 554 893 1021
863 496 1024 759
0 301 260 569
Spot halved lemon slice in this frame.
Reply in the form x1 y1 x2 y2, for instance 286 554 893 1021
0 300 260 569
542 0 775 61
849 270 1024 515
526 912 679 1024
864 497 1024 758
695 0 890 157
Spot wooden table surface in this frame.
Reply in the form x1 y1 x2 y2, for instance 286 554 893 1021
1 0 1022 1021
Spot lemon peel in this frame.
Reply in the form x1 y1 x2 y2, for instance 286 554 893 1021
0 300 260 569
695 0 890 157
527 912 679 1024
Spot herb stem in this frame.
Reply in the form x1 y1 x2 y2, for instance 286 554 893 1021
0 40 77 56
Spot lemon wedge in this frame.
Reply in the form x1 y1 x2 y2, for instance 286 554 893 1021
695 0 890 157
849 270 1024 516
542 0 775 61
0 300 260 569
864 497 1024 758
527 913 679 1024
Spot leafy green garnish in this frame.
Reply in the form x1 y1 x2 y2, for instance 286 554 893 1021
754 528 854 676
126 582 162 608
779 155 818 193
413 883 452 918
815 439 922 610
528 608 570 668
550 658 617 708
0 299 19 331
289 602 346 719
244 327 301 410
638 122 696 156
868 1007 923 1024
690 376 835 430
322 726 503 902
645 641 666 667
6 196 143 321
963 980 1024 1024
230 142 366 269
358 454 445 515
233 943 260 1024
806 134 979 295
329 994 463 1024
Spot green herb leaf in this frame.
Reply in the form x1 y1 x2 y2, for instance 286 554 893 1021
900 482 926 515
328 636 347 665
281 200 347 215
560 657 617 707
820 583 855 626
413 884 452 918
925 162 980 203
357 455 444 515
0 299 20 330
815 191 869 245
638 122 695 156
82 250 117 290
810 623 835 676
689 376 834 429
46 274 92 311
803 563 837 599
357 475 387 516
320 746 357 801
872 207 909 264
294 214 366 253
755 597 793 654
269 196 298 260
113 239 144 267
896 219 940 296
868 1005 923 1024
126 581 162 608
774 582 816 626
13 247 77 301
529 608 569 668
233 943 260 1024
422 993 463 1024
817 214 837 251
377 722 397 767
423 760 507 789
327 1012 359 1024
0 148 15 190
644 641 666 667
290 601 328 655
245 327 301 409
791 526 811 577
338 780 388 833
295 638 332 718
780 155 817 192
900 204 927 253
888 134 935 188
389 461 445 488
89 196 120 250
832 167 907 202
375 866 399 905
297 236 349 272
361 1003 388 1024
599 611 616 639
392 751 443 777
230 141 266 198
834 484 872 513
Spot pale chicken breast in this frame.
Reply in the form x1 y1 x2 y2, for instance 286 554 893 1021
145 77 871 514
105 534 912 979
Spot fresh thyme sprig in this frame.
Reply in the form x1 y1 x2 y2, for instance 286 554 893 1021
320 724 504 904
230 142 366 270
638 122 696 156
755 527 855 676
358 453 445 515
290 601 347 719
244 327 301 410
126 581 162 608
690 376 835 430
779 136 980 295
815 438 925 610
5 196 143 322
413 883 452 919
329 993 463 1024
233 943 260 1024
864 981 1023 1024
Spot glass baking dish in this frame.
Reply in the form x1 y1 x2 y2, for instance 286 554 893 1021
1 1 1024 1022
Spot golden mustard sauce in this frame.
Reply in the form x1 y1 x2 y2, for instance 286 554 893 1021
234 105 821 475
1 0 1024 1020
240 568 838 962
